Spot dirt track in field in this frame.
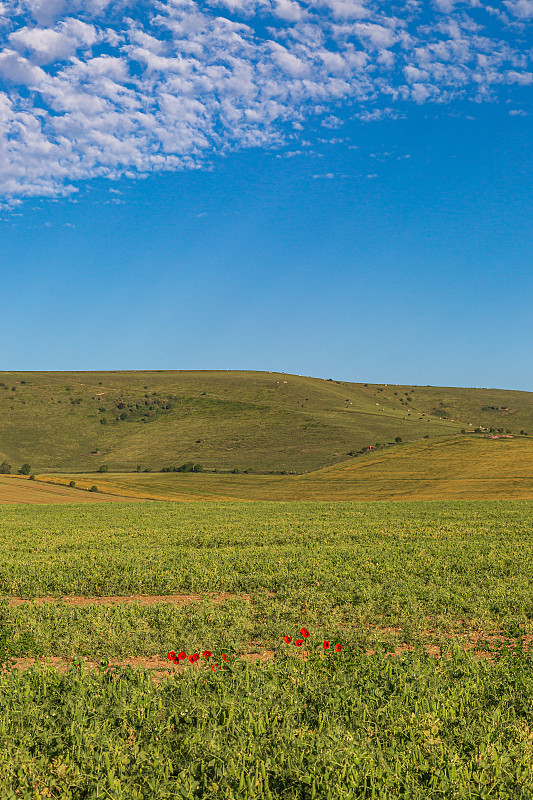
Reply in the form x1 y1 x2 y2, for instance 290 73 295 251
5 594 532 674
6 592 253 607
8 635 533 677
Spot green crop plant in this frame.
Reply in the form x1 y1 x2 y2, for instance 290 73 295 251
2 643 533 798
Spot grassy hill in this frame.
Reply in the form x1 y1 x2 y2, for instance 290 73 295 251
0 370 532 473
35 435 533 502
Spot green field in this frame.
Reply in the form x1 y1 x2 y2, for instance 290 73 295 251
1 370 532 474
2 500 533 797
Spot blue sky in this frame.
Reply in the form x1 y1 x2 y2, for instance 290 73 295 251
0 0 532 390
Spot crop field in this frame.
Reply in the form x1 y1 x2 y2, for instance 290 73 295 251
2 500 533 797
35 435 533 502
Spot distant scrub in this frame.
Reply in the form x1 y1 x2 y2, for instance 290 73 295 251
161 462 204 473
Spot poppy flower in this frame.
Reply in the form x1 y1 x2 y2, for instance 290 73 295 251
172 656 179 664
334 644 342 653
222 653 229 662
177 652 186 661
189 654 199 663
300 628 309 638
202 651 212 660
284 635 292 644
167 651 176 661
294 639 303 647
323 641 330 650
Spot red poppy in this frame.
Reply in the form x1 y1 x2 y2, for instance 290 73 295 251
177 652 186 661
189 654 199 663
284 635 292 644
172 656 179 664
334 644 342 653
222 653 229 662
323 641 330 649
300 628 309 638
167 651 176 661
202 651 212 659
294 639 303 647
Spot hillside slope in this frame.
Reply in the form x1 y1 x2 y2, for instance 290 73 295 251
0 370 531 473
36 435 533 502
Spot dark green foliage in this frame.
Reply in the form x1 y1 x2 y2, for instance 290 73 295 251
18 463 31 475
395 436 402 443
89 485 99 492
69 480 76 488
98 465 109 473
0 462 11 474
161 462 204 473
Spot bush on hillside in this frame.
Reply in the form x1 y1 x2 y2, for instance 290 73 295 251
18 464 31 475
90 485 99 492
0 462 11 474
98 465 109 473
395 437 402 443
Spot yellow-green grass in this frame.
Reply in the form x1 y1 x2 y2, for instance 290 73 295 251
3 501 533 797
0 475 137 504
1 369 531 474
36 434 533 502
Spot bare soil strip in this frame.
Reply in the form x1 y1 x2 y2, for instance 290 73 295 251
8 633 533 678
5 593 252 607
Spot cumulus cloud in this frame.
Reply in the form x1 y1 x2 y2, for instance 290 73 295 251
0 0 530 201
505 0 533 18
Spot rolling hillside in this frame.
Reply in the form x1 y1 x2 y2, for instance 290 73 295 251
35 435 533 502
0 370 531 473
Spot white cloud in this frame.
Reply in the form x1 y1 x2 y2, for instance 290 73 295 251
0 0 529 202
505 0 533 18
274 0 305 22
507 70 533 83
9 20 98 64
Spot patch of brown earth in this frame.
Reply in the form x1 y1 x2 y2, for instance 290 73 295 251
5 592 255 607
8 652 275 679
8 630 532 678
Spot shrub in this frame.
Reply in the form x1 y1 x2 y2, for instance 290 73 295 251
18 464 31 475
0 461 11 474
89 485 99 492
193 463 204 473
29 474 35 481
98 465 108 473
69 480 76 488
395 437 402 443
